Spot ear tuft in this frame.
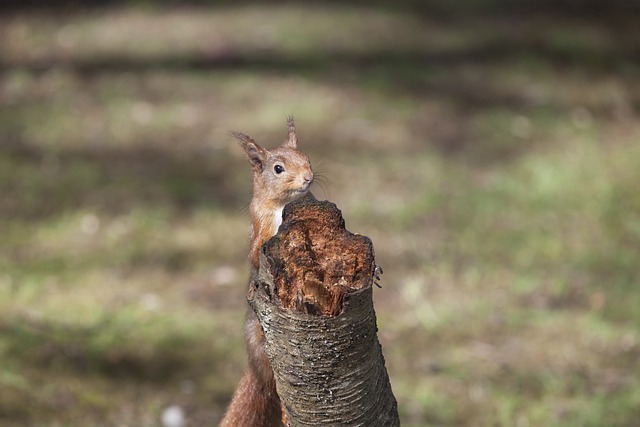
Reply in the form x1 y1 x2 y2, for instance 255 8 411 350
282 115 297 148
230 130 267 172
229 130 255 149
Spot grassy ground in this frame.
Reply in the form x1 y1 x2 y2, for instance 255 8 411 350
1 2 639 426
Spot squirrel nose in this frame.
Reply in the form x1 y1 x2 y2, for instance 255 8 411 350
304 173 313 184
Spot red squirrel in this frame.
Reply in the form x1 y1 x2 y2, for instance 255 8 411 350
220 117 314 427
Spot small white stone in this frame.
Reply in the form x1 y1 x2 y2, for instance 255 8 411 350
161 404 185 427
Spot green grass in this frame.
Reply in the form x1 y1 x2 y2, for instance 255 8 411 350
1 2 639 426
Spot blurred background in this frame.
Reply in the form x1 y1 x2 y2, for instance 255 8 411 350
1 1 639 426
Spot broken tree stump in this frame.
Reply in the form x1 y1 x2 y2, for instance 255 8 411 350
248 197 400 427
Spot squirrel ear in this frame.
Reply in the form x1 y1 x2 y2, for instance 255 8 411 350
282 115 297 148
230 131 268 173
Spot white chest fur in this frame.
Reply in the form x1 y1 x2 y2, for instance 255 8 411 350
272 207 284 235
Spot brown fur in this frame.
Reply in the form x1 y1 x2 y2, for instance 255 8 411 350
220 117 313 426
219 311 283 427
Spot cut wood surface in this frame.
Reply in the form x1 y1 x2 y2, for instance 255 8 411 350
248 197 400 427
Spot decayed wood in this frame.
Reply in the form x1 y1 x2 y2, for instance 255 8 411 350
248 197 400 427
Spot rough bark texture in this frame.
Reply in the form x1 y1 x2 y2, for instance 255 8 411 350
248 198 400 427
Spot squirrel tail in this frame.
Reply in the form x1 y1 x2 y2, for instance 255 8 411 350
219 367 283 427
220 311 284 427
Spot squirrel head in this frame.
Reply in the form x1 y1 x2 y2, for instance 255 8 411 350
232 116 314 205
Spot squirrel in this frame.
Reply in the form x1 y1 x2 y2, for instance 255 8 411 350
220 116 314 427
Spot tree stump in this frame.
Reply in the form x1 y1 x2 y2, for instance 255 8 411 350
248 197 400 427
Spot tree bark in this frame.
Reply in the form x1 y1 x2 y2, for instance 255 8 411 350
248 197 400 427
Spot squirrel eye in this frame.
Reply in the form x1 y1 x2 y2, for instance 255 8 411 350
274 164 285 174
